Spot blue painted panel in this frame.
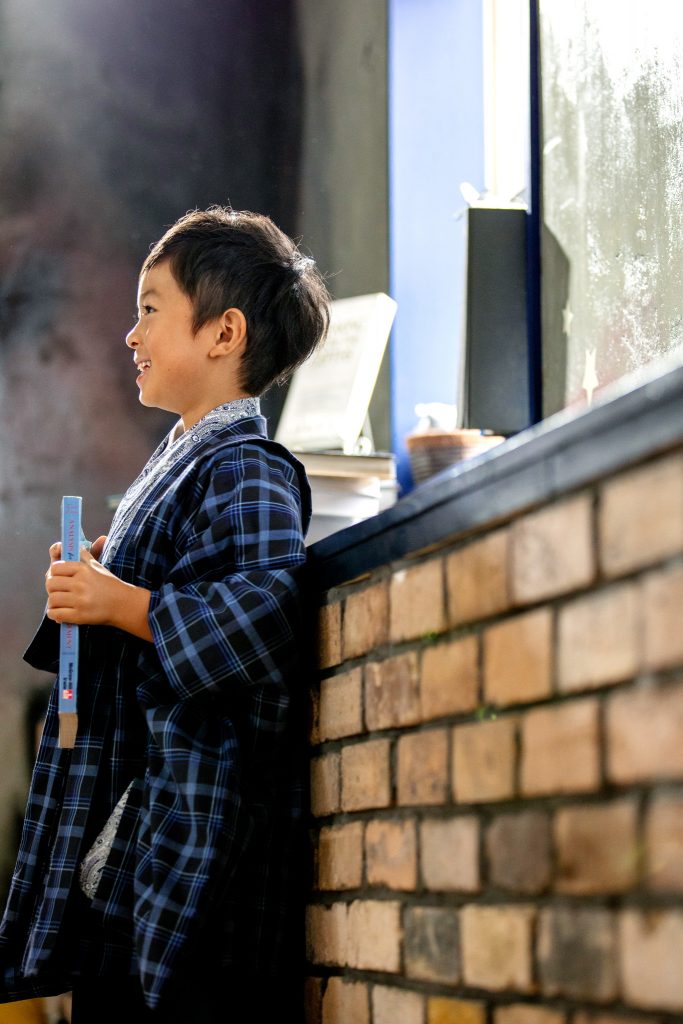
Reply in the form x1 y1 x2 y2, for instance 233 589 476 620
389 0 485 492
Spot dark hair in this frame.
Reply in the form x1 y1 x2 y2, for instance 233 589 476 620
141 206 330 395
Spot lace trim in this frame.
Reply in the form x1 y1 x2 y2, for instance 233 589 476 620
79 781 135 900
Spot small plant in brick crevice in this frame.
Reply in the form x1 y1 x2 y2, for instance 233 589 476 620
474 705 498 722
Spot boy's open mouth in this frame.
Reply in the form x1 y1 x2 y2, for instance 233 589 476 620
136 360 151 380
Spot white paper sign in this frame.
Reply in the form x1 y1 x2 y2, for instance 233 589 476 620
275 292 397 453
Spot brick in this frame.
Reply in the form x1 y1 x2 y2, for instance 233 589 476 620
557 583 640 692
306 902 348 966
305 976 323 1024
642 565 683 671
365 653 420 731
494 1008 566 1024
521 699 599 796
537 906 617 1001
341 739 391 811
317 822 364 891
619 909 683 1011
486 811 551 894
461 904 534 992
511 494 594 604
372 986 424 1024
319 668 363 741
421 635 479 721
573 1016 659 1024
484 608 552 706
554 799 639 894
420 816 480 892
645 792 683 891
319 602 342 669
346 899 401 972
428 998 485 1024
452 717 516 803
397 729 449 806
390 559 446 643
404 906 460 983
366 818 417 890
322 977 369 1024
607 680 683 783
599 454 683 577
342 581 389 660
446 529 511 626
310 689 321 746
311 751 340 816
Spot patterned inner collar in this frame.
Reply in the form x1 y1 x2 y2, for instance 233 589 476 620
169 397 261 444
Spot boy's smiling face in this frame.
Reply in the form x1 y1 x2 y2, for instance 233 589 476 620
126 260 248 429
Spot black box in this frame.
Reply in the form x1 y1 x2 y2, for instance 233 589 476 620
459 206 531 436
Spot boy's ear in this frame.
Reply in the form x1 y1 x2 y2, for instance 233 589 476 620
209 308 247 359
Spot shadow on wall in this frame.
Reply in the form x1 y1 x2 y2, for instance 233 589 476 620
0 0 303 900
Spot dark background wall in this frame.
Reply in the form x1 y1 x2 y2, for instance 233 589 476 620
295 0 390 450
0 0 389 895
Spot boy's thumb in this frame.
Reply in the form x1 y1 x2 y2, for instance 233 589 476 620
90 535 108 560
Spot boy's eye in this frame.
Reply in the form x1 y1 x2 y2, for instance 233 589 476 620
133 305 155 321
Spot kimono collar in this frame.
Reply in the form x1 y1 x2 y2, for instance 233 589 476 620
103 397 264 564
169 397 261 445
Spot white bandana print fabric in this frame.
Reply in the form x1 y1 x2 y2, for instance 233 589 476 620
79 781 135 899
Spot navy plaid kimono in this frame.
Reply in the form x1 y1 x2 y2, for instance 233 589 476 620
0 401 312 1010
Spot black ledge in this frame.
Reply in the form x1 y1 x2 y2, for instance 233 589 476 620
307 357 683 592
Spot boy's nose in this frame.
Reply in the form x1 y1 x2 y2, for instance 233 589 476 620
126 326 139 348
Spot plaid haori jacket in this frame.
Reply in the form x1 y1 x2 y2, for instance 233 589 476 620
0 404 312 1010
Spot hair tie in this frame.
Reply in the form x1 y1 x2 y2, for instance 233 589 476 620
292 256 315 276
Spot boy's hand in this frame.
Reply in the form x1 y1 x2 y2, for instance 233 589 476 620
45 541 153 642
49 535 108 563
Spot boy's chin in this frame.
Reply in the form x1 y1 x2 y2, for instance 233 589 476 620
138 391 173 415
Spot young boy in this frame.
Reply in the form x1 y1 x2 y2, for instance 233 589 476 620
0 208 329 1021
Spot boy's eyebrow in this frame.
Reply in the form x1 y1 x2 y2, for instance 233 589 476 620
139 288 160 301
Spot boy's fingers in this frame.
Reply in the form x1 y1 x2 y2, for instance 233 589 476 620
46 574 73 589
46 605 79 623
46 579 75 597
48 561 80 577
90 535 108 560
49 542 61 562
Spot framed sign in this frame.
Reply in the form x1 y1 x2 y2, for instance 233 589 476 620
275 292 397 453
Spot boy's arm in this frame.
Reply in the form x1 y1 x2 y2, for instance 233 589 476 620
108 579 153 641
45 443 308 672
45 550 154 642
140 443 307 703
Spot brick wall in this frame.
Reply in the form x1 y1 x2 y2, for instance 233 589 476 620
307 445 683 1023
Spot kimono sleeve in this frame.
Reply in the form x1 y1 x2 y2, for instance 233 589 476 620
143 443 308 702
23 613 59 674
